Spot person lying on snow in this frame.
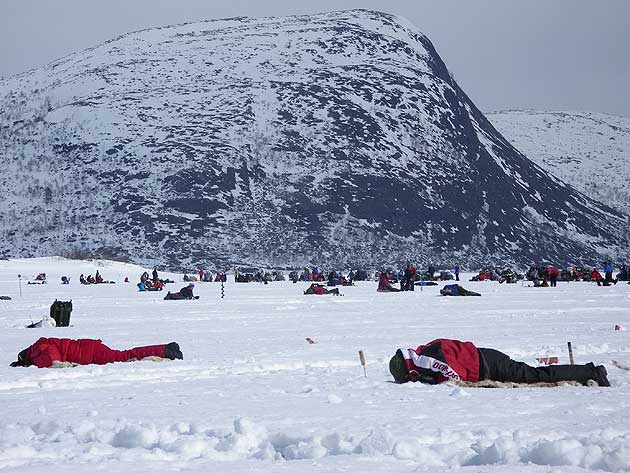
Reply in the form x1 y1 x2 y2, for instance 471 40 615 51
377 272 400 292
304 283 340 295
389 338 609 387
440 284 480 296
10 337 182 368
164 283 198 300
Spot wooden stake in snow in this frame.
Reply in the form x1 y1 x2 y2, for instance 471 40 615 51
567 341 574 365
358 350 367 378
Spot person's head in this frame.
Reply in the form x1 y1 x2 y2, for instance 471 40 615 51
188 283 194 289
440 286 453 296
389 349 418 384
10 348 32 367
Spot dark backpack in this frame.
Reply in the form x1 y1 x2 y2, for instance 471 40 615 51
50 300 72 327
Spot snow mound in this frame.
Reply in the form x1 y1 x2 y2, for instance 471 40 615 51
1 419 628 471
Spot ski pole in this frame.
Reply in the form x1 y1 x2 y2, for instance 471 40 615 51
567 341 574 365
358 350 367 378
18 274 22 297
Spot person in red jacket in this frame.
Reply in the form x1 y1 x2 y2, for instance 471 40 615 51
545 266 560 287
10 338 183 368
591 269 615 286
389 338 610 386
304 283 340 295
377 272 400 292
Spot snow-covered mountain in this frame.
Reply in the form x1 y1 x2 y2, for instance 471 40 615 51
488 110 630 217
0 10 627 269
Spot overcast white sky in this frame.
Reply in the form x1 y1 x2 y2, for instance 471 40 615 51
1 0 628 116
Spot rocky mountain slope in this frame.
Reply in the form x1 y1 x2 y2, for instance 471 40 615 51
488 110 630 217
0 10 627 269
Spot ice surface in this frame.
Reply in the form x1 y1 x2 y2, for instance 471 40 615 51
0 257 629 472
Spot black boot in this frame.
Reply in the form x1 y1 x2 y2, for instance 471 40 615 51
595 365 610 387
164 342 183 360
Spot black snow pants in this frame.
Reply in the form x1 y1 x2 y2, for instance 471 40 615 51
479 348 598 385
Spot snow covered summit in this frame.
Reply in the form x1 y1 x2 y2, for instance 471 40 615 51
0 9 626 269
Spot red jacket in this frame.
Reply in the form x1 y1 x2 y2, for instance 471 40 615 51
26 338 102 368
401 339 480 383
377 273 397 292
546 267 560 277
24 337 166 368
311 284 328 295
591 270 603 281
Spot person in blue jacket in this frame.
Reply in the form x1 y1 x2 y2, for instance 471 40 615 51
604 261 614 284
440 284 480 296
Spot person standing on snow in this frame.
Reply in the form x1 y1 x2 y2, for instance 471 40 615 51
545 265 560 287
10 338 182 368
402 263 416 291
604 261 613 284
389 339 609 386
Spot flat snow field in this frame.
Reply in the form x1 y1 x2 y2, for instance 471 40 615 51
0 258 629 473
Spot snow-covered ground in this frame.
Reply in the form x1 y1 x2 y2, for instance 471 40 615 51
1 257 629 472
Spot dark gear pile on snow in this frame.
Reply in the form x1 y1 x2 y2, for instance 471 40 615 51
50 300 73 327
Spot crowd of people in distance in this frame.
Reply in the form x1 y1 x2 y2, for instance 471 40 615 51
234 269 282 283
79 270 112 285
525 260 624 287
185 268 228 283
137 268 164 291
470 268 523 284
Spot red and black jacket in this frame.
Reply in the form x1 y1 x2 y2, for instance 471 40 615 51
399 339 482 384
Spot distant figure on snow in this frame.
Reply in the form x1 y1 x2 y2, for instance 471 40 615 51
377 272 400 292
164 283 198 300
440 284 480 296
304 283 340 295
10 337 182 368
401 263 416 291
604 261 613 284
591 268 616 286
544 266 560 287
389 338 609 386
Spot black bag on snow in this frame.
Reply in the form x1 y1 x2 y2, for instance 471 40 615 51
50 300 72 327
